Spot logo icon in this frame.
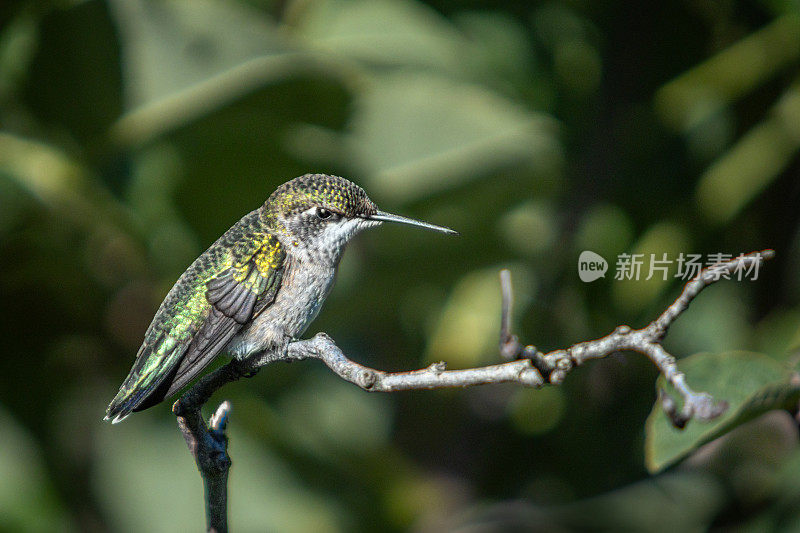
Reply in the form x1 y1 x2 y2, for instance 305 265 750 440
578 250 608 282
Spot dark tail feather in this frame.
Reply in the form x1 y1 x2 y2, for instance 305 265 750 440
104 340 184 423
105 390 152 424
106 309 241 422
104 365 177 424
130 346 220 414
130 363 184 413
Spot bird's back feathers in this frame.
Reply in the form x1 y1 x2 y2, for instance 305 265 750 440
105 209 286 423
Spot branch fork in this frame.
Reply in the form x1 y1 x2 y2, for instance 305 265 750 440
175 400 232 533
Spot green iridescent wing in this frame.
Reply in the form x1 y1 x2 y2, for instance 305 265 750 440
105 213 285 423
156 244 285 400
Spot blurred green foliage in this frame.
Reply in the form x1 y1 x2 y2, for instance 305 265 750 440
1 0 799 531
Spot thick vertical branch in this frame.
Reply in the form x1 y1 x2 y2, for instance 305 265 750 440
173 362 250 532
175 400 231 533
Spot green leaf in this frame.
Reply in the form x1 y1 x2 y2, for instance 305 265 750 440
110 0 287 110
295 0 467 72
350 72 559 203
645 351 800 473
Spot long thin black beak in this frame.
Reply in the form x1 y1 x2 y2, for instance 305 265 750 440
368 210 458 235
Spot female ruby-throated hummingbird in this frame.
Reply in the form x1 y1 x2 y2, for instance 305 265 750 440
105 174 457 423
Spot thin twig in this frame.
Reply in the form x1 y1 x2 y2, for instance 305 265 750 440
286 333 545 389
649 250 774 339
499 269 522 360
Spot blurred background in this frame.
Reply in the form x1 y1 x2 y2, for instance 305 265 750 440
1 0 800 531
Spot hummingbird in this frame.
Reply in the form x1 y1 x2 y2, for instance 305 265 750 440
105 174 457 423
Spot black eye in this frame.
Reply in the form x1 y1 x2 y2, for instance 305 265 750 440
315 207 332 220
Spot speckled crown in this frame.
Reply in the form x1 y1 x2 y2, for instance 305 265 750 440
266 174 377 218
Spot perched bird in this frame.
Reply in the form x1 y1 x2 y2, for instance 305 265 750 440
105 174 456 423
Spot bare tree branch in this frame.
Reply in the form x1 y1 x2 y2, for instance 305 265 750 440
175 399 231 533
174 248 774 530
173 363 251 533
287 250 772 428
285 333 545 389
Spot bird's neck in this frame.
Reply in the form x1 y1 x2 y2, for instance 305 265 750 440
261 208 346 268
287 241 344 269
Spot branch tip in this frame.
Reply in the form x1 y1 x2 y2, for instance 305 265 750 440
210 401 231 433
659 388 688 429
499 269 523 360
428 361 447 373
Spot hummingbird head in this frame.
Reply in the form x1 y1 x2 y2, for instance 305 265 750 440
265 174 456 263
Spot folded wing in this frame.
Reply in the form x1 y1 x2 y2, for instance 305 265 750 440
105 231 285 423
